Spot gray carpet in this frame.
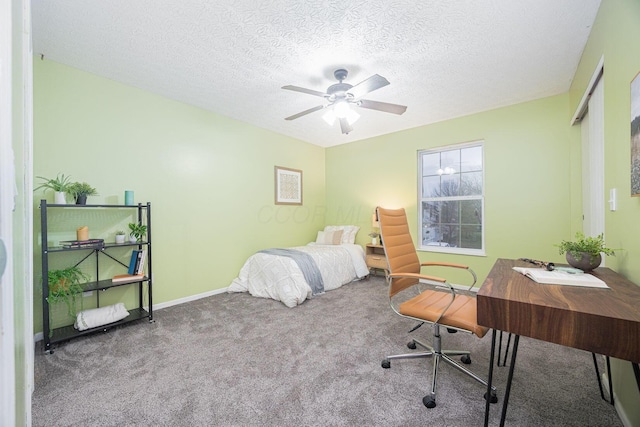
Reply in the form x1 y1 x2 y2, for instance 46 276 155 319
32 276 623 426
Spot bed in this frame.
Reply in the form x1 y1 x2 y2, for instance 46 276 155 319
228 226 370 307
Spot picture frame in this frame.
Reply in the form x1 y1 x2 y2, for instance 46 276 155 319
274 166 303 205
631 71 640 196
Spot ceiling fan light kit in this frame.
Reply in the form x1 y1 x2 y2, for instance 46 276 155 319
283 68 407 135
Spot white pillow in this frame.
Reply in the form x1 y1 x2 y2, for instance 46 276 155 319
324 225 360 244
315 229 343 245
74 302 130 331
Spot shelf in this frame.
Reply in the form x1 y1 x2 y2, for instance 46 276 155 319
82 277 149 292
49 308 151 344
46 241 149 253
40 200 153 352
42 203 149 209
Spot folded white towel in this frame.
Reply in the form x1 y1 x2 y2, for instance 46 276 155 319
74 303 130 331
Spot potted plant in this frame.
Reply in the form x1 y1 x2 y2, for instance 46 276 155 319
34 173 72 204
68 181 98 205
368 231 380 245
46 266 89 321
128 222 147 243
557 232 616 271
115 230 126 244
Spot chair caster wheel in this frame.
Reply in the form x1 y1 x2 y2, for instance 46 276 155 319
447 328 457 333
484 391 498 404
381 359 391 369
461 355 471 364
423 396 436 408
407 341 417 350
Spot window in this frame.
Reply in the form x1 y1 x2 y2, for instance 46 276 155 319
418 141 484 255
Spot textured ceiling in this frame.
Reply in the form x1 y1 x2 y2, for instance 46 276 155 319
32 0 601 148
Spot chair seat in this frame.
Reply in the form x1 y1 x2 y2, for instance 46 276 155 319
399 290 488 338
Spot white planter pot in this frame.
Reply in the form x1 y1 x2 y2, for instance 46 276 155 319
129 236 137 243
54 191 66 204
115 235 125 244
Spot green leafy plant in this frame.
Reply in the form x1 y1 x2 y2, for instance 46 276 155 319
46 266 89 319
34 173 72 193
115 230 126 236
68 182 99 198
557 232 616 260
128 223 147 242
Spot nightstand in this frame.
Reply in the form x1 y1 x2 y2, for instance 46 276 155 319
365 244 388 276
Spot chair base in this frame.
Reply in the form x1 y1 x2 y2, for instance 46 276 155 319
381 326 498 408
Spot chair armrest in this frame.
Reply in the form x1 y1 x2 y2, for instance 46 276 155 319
388 271 447 284
419 262 477 291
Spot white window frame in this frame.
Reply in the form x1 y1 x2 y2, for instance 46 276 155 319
417 141 485 256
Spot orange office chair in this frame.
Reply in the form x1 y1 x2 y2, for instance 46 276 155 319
377 207 497 408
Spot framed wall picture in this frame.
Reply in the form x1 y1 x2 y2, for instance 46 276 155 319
631 71 640 196
274 166 303 205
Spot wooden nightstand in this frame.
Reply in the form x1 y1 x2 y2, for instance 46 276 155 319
365 244 388 276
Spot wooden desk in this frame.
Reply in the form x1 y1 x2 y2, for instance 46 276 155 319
477 258 640 426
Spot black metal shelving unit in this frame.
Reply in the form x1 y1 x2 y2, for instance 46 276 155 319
40 200 153 353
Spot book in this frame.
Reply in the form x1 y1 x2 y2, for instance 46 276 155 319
60 238 105 249
127 250 140 275
512 267 609 288
62 242 105 249
135 249 146 275
60 238 104 246
112 274 144 283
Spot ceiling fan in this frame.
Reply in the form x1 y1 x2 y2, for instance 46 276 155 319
282 69 407 134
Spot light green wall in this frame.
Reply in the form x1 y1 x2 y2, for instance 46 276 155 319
33 59 326 332
569 0 640 424
327 93 575 284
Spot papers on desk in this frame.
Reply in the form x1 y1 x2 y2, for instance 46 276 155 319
512 267 609 288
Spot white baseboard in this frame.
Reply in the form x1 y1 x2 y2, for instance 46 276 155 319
151 287 229 310
34 287 230 343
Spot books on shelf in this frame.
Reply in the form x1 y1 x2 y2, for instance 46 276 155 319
60 238 105 249
512 267 609 288
136 249 146 275
127 250 139 274
112 274 145 283
116 249 147 282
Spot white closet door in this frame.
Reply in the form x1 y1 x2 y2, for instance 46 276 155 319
581 78 605 258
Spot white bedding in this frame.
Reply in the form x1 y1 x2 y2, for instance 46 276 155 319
228 243 370 307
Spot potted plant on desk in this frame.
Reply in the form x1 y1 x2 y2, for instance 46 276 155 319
556 232 616 272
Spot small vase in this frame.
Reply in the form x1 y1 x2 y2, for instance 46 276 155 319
566 252 602 272
76 194 87 205
54 191 66 204
371 237 378 245
129 235 137 243
115 235 125 244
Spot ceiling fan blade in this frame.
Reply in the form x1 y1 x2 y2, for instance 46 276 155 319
282 85 327 98
339 117 353 134
348 74 390 99
357 99 407 115
284 105 324 121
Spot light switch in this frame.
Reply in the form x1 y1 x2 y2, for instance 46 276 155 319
609 188 617 211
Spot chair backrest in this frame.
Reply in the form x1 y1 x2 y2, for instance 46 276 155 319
377 207 421 297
